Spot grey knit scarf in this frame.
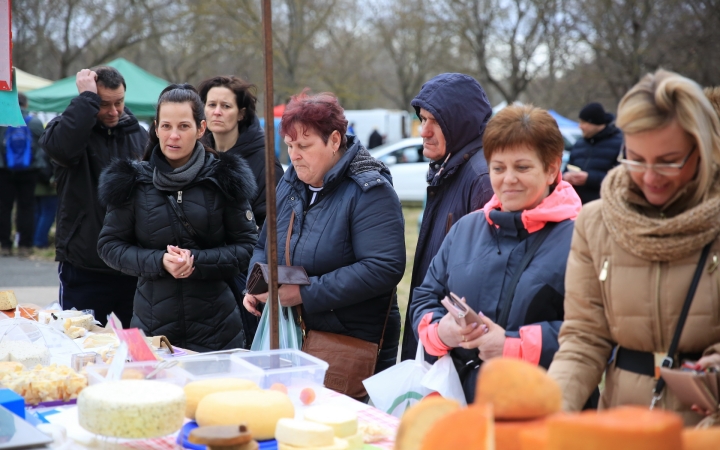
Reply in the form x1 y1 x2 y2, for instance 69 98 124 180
152 142 205 191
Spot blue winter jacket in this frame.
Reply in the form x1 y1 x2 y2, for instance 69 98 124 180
401 73 495 361
411 208 575 402
566 124 623 204
248 136 406 373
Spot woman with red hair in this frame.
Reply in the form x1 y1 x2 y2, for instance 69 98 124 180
243 90 405 376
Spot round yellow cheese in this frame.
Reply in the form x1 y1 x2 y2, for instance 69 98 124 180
196 390 294 440
304 406 358 438
184 378 260 419
78 380 185 439
275 418 334 447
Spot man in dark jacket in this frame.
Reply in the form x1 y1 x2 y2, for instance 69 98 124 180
39 66 147 327
563 102 623 204
400 73 494 361
0 93 45 257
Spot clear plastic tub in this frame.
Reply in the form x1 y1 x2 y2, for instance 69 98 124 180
85 361 192 387
231 349 328 389
176 352 263 385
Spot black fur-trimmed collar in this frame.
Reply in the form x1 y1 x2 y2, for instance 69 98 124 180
99 150 258 207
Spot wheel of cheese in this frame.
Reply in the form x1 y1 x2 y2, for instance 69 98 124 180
519 425 548 450
547 406 683 450
304 405 358 438
196 390 294 441
475 358 561 420
78 380 186 439
395 396 460 450
495 418 547 450
184 378 260 419
683 427 720 449
420 403 494 450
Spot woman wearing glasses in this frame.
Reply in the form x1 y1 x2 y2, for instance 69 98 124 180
548 70 720 425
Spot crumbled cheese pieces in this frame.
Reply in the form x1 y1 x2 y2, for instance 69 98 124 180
64 314 94 331
78 380 186 439
0 363 87 404
0 341 51 368
304 406 359 438
275 418 335 447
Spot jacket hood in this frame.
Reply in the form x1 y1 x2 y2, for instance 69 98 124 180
483 176 582 233
202 116 265 158
99 147 257 207
411 73 492 156
586 123 621 143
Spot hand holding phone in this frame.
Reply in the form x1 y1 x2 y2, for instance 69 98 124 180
441 292 481 328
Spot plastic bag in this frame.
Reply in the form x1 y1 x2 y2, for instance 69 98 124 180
421 353 468 407
363 343 432 417
250 297 302 351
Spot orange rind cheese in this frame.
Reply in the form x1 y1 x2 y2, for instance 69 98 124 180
421 403 494 450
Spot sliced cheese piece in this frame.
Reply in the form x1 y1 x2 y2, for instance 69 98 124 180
65 326 87 339
304 405 358 438
0 291 18 311
275 418 335 447
278 437 349 450
64 314 94 331
184 378 260 419
196 390 294 441
82 334 118 349
78 380 185 439
344 431 363 450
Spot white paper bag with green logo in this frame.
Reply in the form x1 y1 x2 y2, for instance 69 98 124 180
420 353 467 407
362 342 432 418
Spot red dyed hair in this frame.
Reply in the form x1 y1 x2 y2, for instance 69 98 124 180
483 104 564 170
280 89 348 151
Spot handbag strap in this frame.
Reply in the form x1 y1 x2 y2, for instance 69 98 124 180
496 222 557 328
164 194 208 248
651 241 713 409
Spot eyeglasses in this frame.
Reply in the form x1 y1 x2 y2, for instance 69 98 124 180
617 144 696 176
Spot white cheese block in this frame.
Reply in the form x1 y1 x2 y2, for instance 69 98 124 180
64 314 94 331
275 418 335 447
196 390 294 441
304 406 358 438
0 291 18 311
345 431 363 450
78 380 186 439
278 438 349 450
64 326 87 339
184 378 260 419
0 341 51 368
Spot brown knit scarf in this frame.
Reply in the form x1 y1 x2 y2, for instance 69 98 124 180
601 165 720 261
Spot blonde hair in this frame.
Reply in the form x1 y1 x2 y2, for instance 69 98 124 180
704 86 720 119
617 69 720 206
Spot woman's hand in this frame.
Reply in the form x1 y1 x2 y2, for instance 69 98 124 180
437 309 487 348
279 284 303 307
243 292 268 317
163 245 194 279
689 353 720 416
463 313 506 361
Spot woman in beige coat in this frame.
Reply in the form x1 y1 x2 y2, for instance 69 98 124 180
548 69 720 426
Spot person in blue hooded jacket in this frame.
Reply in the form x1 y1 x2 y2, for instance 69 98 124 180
400 73 495 361
411 105 582 403
243 90 405 375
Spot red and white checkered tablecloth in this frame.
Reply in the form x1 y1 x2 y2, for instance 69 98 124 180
121 436 177 450
356 406 399 449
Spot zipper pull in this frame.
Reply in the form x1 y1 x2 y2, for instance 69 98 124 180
599 259 609 281
177 191 183 203
708 254 719 274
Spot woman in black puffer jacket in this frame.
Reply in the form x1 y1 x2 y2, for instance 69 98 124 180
97 84 258 352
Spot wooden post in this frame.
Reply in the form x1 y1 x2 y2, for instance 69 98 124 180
261 0 279 350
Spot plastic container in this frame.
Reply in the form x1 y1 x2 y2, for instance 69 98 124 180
85 361 192 387
176 352 263 385
231 349 328 390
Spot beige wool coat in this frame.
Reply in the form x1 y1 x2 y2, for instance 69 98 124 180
548 199 720 425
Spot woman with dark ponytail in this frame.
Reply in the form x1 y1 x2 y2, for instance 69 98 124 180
96 84 259 351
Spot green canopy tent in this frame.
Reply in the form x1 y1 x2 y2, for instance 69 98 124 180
25 58 169 118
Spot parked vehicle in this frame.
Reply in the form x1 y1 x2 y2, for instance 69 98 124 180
370 138 427 202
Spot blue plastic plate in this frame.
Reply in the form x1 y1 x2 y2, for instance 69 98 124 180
178 421 278 450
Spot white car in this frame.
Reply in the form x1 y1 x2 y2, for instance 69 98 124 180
369 138 428 202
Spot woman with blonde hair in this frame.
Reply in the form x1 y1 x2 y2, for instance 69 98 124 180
549 69 720 425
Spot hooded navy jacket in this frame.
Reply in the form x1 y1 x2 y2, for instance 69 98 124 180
401 73 495 361
248 136 405 373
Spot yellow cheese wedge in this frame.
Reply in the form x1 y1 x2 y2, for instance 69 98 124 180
196 390 294 441
184 378 260 419
64 314 94 331
275 418 335 447
0 291 18 311
277 437 349 450
304 405 358 438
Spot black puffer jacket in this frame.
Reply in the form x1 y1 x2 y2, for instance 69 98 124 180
97 149 258 352
40 92 147 273
203 116 284 230
565 124 623 204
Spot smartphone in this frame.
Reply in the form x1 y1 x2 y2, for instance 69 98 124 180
441 292 481 327
566 164 581 172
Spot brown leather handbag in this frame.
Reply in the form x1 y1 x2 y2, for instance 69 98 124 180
280 209 394 400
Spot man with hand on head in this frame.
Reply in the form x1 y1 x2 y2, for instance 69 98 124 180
40 66 147 327
400 73 495 361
